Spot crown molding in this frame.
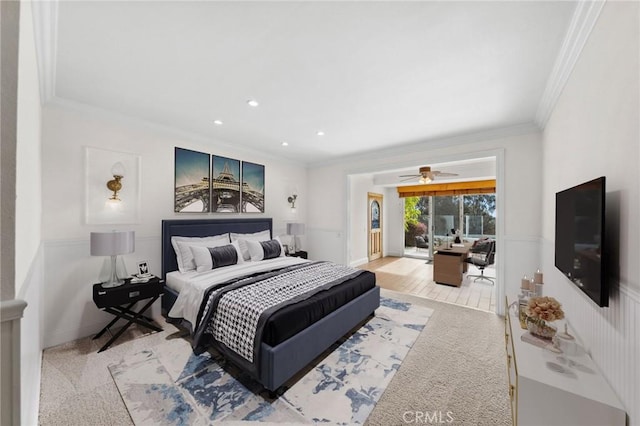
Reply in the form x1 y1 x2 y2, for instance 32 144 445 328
46 97 304 168
307 122 539 169
31 0 58 104
535 0 606 128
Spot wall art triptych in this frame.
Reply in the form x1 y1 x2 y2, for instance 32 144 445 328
174 147 265 214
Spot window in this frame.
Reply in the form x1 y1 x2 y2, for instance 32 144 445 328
404 194 496 251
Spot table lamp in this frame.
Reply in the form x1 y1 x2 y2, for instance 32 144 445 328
90 231 135 288
286 222 305 253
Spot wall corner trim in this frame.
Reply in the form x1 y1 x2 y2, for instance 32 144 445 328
535 1 606 128
31 0 59 104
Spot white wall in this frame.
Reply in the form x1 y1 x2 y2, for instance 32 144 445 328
308 128 544 314
40 101 308 347
16 1 44 424
541 1 639 423
384 186 405 258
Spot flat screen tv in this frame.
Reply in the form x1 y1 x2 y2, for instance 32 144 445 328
555 176 607 307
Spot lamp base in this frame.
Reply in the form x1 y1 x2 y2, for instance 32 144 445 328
101 279 125 288
101 255 126 288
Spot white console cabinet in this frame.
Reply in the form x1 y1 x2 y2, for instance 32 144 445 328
504 298 625 426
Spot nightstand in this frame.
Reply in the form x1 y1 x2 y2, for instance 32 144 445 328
92 276 164 353
288 250 308 259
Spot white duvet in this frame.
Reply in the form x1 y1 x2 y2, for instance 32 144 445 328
168 256 309 327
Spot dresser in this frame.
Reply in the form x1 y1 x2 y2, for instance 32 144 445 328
504 298 625 425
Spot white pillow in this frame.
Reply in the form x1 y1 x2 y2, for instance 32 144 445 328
246 237 286 261
171 234 230 272
190 241 244 272
230 230 271 261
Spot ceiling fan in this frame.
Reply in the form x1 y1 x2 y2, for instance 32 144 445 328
399 166 459 184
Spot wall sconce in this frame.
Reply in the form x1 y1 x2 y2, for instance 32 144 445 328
106 162 126 204
287 194 297 212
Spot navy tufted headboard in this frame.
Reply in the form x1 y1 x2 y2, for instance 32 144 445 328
161 218 273 281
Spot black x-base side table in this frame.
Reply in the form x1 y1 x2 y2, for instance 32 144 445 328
92 277 164 353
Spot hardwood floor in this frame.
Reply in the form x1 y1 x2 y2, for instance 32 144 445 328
359 256 496 312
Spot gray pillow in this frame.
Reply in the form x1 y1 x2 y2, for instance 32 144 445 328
209 244 239 269
260 239 282 260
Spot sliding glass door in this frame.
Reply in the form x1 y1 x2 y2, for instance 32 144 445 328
463 195 496 238
403 196 431 259
404 193 496 258
434 195 461 246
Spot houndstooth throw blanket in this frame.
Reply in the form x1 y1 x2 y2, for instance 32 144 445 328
192 261 364 373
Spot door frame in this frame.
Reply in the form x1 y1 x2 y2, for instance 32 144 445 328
367 192 383 261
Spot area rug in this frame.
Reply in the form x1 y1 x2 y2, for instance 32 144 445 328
109 297 433 425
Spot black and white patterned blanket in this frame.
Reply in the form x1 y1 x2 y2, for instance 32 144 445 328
191 261 364 375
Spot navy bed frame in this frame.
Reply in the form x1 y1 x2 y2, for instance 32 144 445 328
161 218 380 392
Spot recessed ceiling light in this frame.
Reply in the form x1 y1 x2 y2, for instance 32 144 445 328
213 119 223 126
247 99 259 108
281 142 289 147
316 131 325 136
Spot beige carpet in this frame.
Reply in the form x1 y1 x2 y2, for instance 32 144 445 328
365 290 509 425
39 289 510 425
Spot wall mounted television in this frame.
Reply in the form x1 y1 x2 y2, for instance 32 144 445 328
555 176 608 307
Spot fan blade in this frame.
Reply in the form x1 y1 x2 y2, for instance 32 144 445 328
398 174 420 178
400 177 418 182
431 171 458 177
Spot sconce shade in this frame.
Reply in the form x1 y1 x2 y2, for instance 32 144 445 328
111 162 126 177
286 223 305 236
90 231 135 256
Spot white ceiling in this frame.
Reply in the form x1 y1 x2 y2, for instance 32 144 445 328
51 1 577 165
371 157 497 187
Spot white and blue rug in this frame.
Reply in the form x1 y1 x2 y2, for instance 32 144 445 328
109 297 433 425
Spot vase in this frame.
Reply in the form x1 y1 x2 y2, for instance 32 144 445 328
526 317 557 339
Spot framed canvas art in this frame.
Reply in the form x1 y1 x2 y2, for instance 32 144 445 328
241 161 265 213
174 147 210 213
211 155 241 213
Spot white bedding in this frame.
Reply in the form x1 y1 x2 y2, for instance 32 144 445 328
166 270 197 293
167 256 309 327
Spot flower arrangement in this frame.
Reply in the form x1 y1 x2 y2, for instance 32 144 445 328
524 296 565 339
525 296 565 323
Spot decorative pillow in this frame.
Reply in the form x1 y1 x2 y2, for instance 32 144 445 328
171 234 230 273
190 241 243 272
246 237 286 261
230 230 271 261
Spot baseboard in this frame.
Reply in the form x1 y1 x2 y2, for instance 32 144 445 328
350 257 369 267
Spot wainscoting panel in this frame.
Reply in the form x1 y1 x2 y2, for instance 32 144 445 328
42 236 162 348
542 239 638 424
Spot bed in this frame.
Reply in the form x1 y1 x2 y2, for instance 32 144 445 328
161 218 380 393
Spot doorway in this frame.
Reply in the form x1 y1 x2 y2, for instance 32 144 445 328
368 192 383 262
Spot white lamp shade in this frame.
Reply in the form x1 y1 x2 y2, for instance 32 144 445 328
286 223 305 236
111 161 126 177
90 231 135 256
